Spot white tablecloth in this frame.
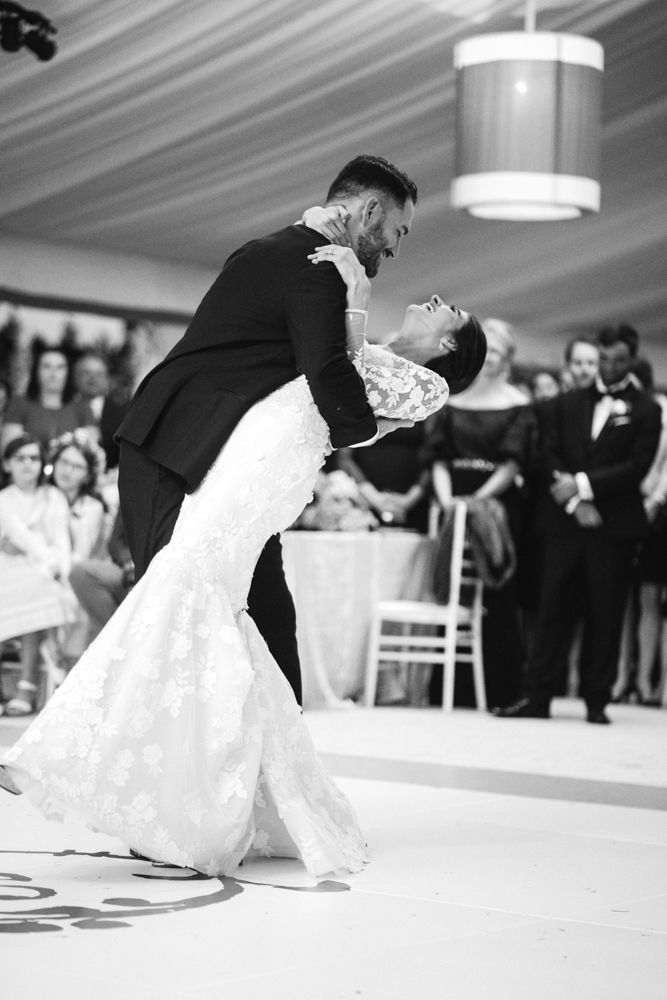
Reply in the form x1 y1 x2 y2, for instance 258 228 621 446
281 530 435 709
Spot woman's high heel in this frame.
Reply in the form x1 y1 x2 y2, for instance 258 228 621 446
4 679 38 717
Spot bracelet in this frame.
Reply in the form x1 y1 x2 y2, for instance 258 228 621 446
345 309 368 317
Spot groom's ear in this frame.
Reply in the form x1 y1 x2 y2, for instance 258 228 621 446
361 195 383 228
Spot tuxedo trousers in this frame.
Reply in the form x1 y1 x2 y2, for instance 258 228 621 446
118 440 302 705
528 530 635 709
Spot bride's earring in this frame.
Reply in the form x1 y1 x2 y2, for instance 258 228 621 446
439 336 458 353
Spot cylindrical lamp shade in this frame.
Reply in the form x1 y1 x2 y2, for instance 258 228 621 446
451 33 604 220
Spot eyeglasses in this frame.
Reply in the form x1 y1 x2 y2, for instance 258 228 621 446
55 458 88 473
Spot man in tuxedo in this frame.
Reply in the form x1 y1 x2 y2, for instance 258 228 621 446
563 336 599 391
497 324 661 724
116 155 420 705
74 351 130 469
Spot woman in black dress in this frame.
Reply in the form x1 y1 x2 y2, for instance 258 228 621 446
423 319 536 709
336 423 430 532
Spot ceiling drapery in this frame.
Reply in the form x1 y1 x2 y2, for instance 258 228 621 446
0 0 666 361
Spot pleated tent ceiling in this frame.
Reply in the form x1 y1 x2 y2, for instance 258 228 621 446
0 0 666 367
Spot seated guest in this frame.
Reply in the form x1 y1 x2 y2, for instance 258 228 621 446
49 430 108 666
337 426 431 531
73 351 130 469
530 371 560 403
497 324 661 724
1 345 95 454
0 434 74 717
561 336 600 392
69 509 134 647
423 318 537 709
49 430 107 564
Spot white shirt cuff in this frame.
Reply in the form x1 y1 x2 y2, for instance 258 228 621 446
575 472 594 501
349 430 379 448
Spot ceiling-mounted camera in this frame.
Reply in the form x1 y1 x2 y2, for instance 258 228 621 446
0 2 57 61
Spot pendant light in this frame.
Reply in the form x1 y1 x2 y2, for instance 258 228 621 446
451 0 604 220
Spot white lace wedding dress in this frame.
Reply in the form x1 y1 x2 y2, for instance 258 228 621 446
3 345 447 878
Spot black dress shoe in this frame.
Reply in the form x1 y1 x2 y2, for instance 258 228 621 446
493 697 550 719
586 708 611 725
0 765 22 795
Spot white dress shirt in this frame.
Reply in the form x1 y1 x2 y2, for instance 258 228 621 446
565 375 634 513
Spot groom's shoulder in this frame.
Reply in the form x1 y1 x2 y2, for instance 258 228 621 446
215 227 320 293
226 224 320 267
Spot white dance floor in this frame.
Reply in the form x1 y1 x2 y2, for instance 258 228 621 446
2 704 666 1000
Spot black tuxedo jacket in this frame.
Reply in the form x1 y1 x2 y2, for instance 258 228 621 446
536 384 661 539
117 225 377 491
100 395 130 469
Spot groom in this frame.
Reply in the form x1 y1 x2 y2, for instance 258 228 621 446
117 155 427 705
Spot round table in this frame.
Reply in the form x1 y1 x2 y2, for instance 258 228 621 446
281 530 435 709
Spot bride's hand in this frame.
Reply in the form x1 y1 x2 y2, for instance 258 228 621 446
308 244 371 311
375 417 415 440
301 206 352 247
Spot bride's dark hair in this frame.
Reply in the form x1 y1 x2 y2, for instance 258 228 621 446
425 314 487 395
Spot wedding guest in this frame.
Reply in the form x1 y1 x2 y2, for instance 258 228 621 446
0 434 74 717
0 378 11 485
497 323 661 724
614 357 667 703
525 341 597 686
69 510 134 647
423 318 537 708
73 351 130 469
0 376 11 427
530 371 560 403
1 346 95 453
49 430 108 667
49 431 107 564
561 337 600 391
337 426 431 531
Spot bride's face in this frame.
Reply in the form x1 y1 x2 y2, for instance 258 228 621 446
403 295 469 351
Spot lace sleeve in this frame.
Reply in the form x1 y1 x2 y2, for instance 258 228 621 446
353 342 449 422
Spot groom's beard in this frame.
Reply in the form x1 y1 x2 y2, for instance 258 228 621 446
356 220 389 278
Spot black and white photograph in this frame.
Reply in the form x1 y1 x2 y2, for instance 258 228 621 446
0 2 666 997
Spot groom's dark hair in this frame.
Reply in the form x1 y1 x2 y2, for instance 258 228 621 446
326 155 418 209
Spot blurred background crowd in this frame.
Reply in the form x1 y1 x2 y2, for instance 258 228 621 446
328 316 667 716
1 310 665 719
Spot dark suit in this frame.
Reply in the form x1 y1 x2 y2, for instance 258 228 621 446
99 395 130 469
529 384 661 710
116 224 377 704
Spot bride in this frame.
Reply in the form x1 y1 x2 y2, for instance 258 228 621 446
1 240 486 878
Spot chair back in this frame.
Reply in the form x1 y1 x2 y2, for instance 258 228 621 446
447 500 467 612
430 499 481 609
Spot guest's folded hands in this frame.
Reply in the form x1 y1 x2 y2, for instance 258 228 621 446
573 500 603 528
550 471 578 505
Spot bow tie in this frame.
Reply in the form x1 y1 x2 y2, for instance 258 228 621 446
594 385 629 401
